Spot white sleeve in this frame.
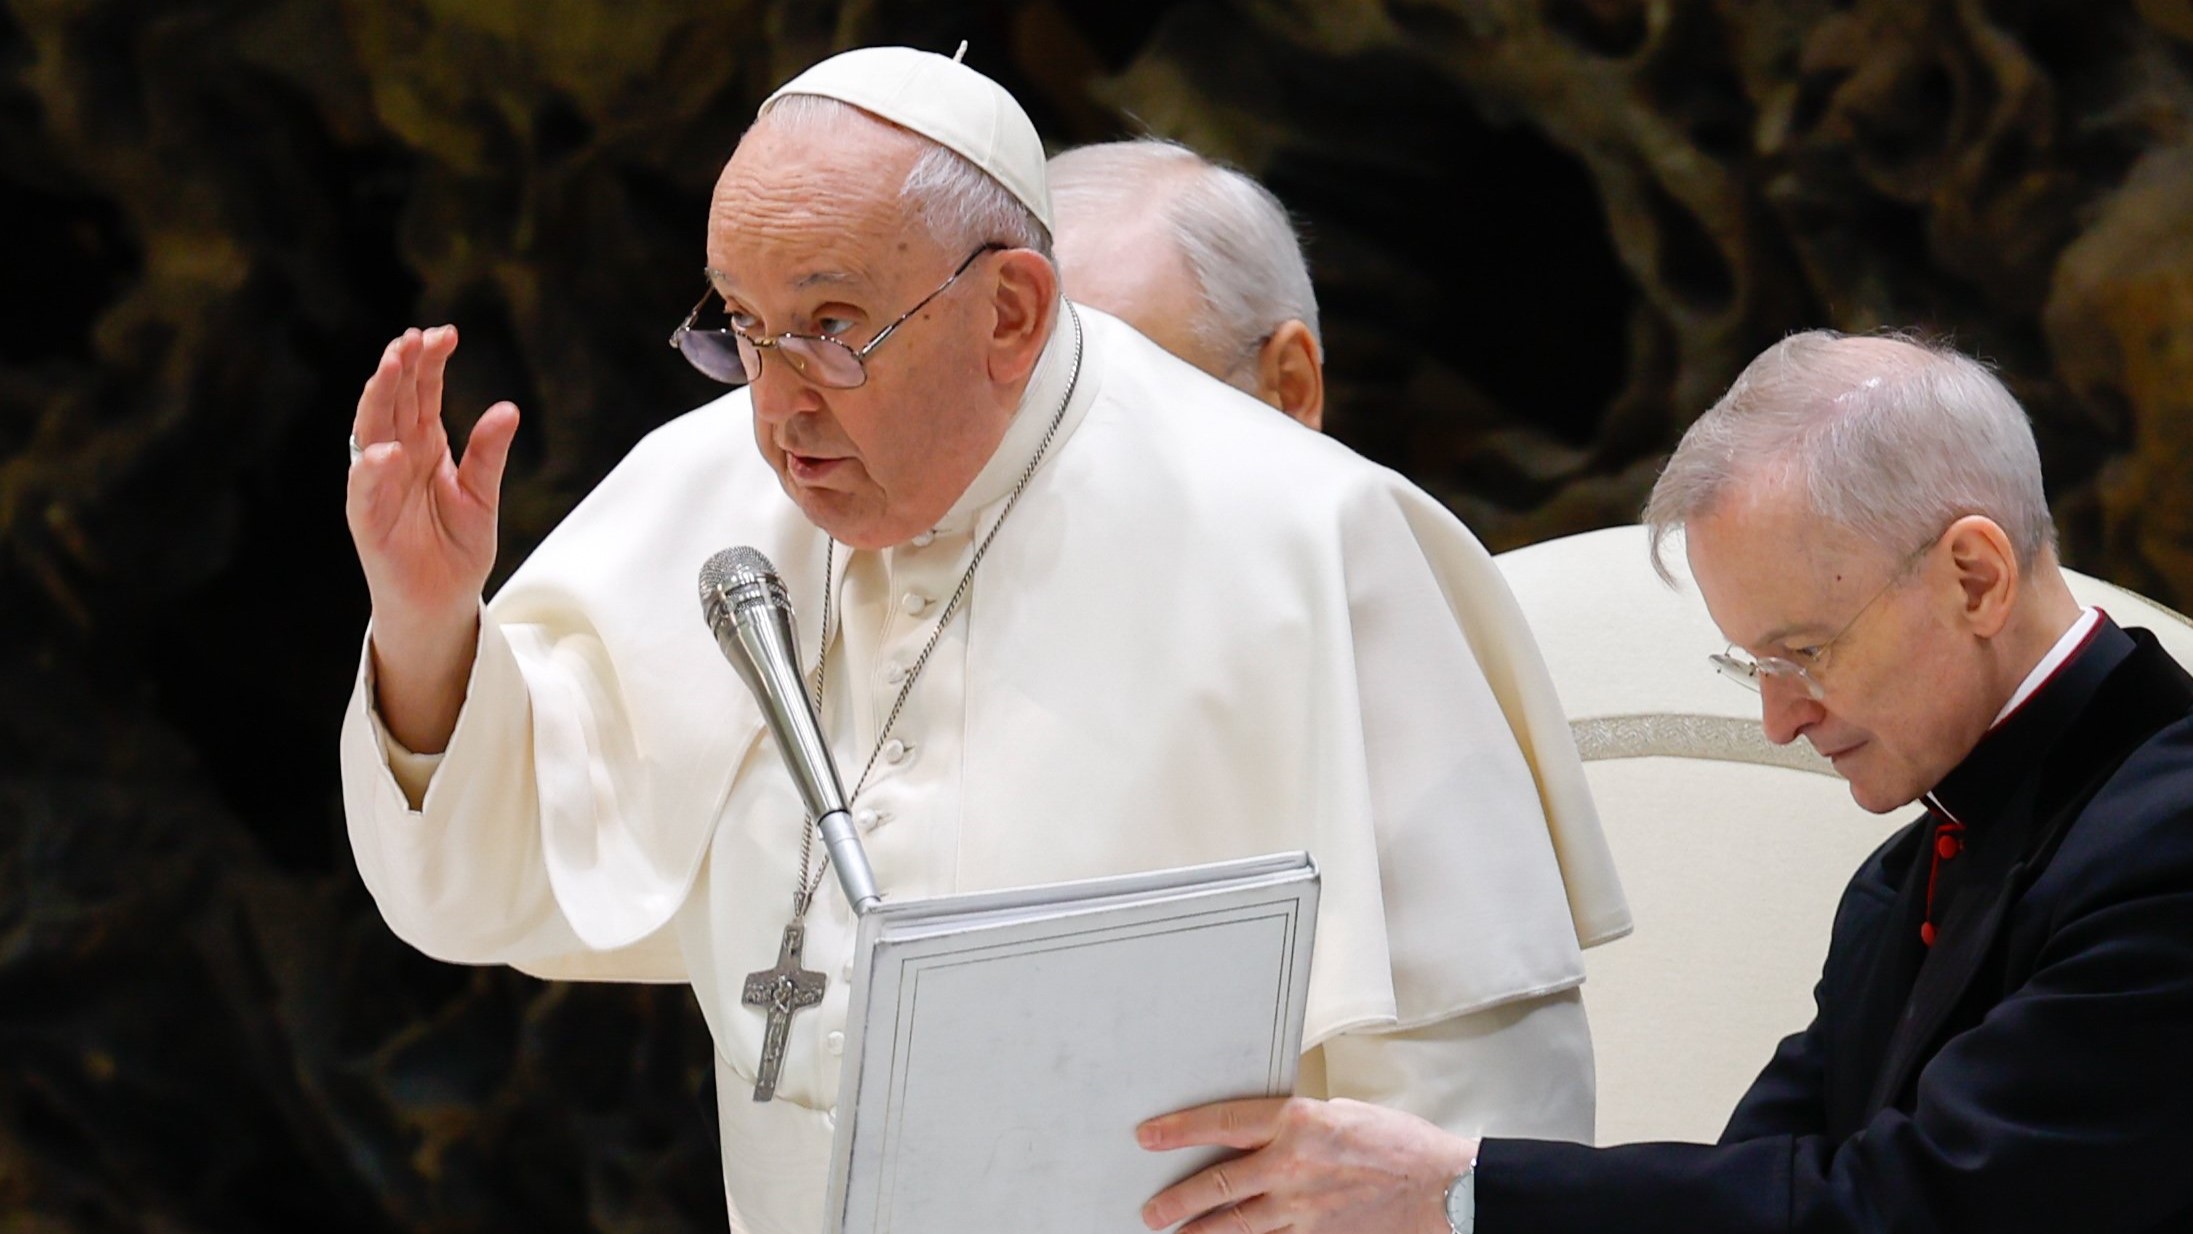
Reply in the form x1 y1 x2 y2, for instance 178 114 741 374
1306 987 1596 1144
340 616 689 982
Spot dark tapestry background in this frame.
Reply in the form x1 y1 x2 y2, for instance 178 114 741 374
3 1 2190 1230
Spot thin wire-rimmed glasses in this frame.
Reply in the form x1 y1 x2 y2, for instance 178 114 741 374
1709 529 1944 701
668 243 1005 389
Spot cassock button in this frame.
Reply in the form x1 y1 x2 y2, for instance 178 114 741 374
882 661 909 686
881 738 909 764
1935 833 1962 860
901 592 930 616
826 1031 845 1056
855 808 881 833
826 1106 838 1129
910 530 936 548
1921 922 1938 946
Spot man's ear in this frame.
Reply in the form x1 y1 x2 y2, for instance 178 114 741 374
1252 319 1324 431
1944 514 2019 638
984 249 1059 385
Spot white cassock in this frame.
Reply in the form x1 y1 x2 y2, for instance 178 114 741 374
341 305 1630 1234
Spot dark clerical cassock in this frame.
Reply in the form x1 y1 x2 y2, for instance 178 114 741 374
1478 615 2193 1231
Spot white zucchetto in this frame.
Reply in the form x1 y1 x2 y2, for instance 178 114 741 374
760 45 1054 233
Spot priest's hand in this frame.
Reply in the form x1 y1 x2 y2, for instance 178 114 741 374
1137 1096 1476 1234
345 325 519 753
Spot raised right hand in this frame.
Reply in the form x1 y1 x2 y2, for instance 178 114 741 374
345 325 519 752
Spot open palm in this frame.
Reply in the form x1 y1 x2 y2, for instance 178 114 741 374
344 325 519 752
345 326 517 631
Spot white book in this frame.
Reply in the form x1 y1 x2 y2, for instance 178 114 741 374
824 851 1320 1234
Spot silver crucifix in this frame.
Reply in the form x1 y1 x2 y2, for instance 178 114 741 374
742 922 827 1102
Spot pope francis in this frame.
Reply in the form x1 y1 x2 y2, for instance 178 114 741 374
339 45 1627 1234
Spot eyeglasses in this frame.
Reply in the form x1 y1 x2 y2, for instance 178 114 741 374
668 243 1004 389
1708 530 1942 701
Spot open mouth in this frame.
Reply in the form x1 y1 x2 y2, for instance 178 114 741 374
786 452 848 484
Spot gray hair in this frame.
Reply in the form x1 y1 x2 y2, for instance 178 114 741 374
1643 330 2056 583
759 94 1052 258
1049 138 1319 383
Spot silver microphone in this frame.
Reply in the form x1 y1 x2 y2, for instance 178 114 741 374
699 546 882 914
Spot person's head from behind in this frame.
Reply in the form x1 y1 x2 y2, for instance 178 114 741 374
1049 138 1324 430
684 50 1062 550
1645 332 2080 813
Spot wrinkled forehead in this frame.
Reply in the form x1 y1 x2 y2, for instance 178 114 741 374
705 107 933 290
1685 476 1893 641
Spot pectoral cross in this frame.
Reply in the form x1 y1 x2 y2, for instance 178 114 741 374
742 922 827 1102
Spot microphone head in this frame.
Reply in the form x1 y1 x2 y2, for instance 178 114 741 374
699 545 790 629
698 544 847 824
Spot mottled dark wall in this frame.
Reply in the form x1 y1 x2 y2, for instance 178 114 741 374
4 1 2190 1230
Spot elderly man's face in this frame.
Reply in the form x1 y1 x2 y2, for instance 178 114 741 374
1686 482 1996 813
704 112 1014 549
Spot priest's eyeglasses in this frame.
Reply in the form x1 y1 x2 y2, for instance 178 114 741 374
1709 531 1941 701
669 244 1004 389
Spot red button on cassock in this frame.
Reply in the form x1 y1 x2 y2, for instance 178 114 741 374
1921 922 1938 947
1936 833 1962 860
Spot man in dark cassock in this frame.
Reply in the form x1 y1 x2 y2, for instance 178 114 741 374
1140 330 2193 1234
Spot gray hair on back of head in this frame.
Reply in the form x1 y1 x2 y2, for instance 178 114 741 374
760 93 1053 259
1049 138 1319 383
1642 329 2055 584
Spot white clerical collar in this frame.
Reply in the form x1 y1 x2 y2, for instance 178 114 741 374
1990 606 2102 728
927 301 1094 539
1926 606 2104 827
